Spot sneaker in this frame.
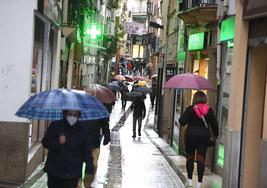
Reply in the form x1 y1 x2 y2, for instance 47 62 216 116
132 135 136 138
195 182 202 188
138 132 141 136
185 179 193 187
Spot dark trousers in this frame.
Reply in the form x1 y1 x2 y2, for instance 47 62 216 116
185 136 208 182
47 174 79 188
150 95 155 107
133 116 142 135
121 99 127 109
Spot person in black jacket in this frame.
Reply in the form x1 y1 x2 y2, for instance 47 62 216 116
78 117 111 188
42 110 94 188
131 96 146 138
179 91 218 188
118 81 130 110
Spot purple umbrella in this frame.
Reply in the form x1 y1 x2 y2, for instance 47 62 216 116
164 73 214 90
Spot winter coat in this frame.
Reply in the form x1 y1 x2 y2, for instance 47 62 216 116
179 103 218 139
132 99 146 117
42 119 93 179
120 88 129 100
81 118 111 148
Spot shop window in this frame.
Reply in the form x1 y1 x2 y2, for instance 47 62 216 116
218 46 233 141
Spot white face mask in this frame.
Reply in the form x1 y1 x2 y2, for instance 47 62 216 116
66 116 78 126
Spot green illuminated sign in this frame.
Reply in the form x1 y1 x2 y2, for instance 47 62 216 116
220 16 235 42
217 144 224 167
188 32 205 51
177 51 186 62
86 24 101 39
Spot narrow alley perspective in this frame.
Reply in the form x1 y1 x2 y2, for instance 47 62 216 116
1 0 267 188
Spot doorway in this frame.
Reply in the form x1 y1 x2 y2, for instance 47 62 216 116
241 46 267 188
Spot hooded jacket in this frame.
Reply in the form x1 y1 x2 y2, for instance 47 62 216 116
179 103 218 138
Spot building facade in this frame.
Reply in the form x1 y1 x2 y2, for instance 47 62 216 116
0 0 62 185
223 0 267 187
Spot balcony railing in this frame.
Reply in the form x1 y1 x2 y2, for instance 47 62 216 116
179 0 216 12
192 0 216 7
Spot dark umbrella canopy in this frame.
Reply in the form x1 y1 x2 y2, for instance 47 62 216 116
134 86 152 94
15 89 109 120
107 83 123 92
126 91 145 101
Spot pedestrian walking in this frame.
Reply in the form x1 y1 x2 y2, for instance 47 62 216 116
42 110 94 188
179 91 218 188
149 80 157 109
131 97 146 138
78 117 111 188
119 82 129 110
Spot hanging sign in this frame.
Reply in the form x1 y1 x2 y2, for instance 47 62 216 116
124 22 144 35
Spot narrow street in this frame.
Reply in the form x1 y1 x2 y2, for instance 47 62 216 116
2 0 267 187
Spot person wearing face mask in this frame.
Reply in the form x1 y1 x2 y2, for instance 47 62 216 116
42 110 94 188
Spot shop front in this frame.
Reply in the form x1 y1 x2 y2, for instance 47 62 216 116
216 16 235 174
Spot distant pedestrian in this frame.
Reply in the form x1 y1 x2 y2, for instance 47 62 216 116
149 80 157 109
78 117 110 188
42 110 94 188
131 97 146 138
179 91 218 188
119 82 129 110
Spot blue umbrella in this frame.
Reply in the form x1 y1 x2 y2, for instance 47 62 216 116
15 89 109 120
135 86 152 94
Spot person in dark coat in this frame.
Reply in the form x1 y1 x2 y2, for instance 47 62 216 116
78 117 111 188
179 91 218 188
119 82 129 110
131 97 146 138
149 80 157 108
42 110 94 188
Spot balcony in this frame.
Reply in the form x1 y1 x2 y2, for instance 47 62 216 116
178 0 217 25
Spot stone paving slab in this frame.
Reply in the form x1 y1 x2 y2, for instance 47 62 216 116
118 104 185 188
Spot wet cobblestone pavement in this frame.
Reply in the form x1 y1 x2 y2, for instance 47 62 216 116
117 106 184 188
93 99 184 188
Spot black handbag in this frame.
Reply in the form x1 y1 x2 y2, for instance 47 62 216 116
194 105 216 147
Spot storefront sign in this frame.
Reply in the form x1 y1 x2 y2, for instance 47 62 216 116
177 51 186 62
188 32 205 51
217 144 224 167
220 17 235 42
166 66 177 81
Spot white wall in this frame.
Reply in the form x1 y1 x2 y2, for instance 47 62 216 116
0 0 37 122
128 0 147 13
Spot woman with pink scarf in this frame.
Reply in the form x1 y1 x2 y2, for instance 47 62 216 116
179 91 218 188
